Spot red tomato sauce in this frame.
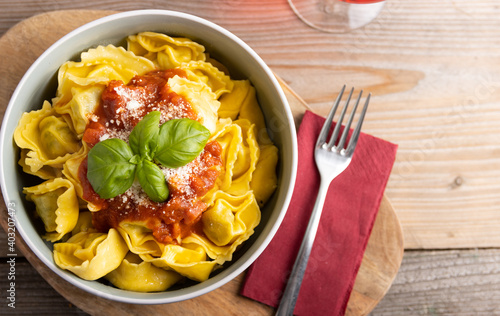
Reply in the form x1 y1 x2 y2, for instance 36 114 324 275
78 69 223 244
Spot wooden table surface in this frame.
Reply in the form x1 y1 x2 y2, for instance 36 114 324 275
1 0 500 315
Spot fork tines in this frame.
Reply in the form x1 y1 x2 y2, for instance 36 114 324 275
316 85 370 156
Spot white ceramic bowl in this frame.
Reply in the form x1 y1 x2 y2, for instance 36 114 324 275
0 10 297 304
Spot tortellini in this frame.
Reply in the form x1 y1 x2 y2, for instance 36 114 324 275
201 191 260 248
23 178 79 242
38 116 80 158
210 118 260 197
53 229 128 280
219 80 252 120
140 243 219 282
251 144 279 207
56 86 103 136
52 45 156 137
117 222 165 257
14 101 81 177
183 60 234 98
105 253 183 292
127 31 206 69
191 191 260 264
15 31 279 292
168 75 220 134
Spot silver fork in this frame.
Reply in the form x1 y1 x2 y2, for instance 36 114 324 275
276 86 370 316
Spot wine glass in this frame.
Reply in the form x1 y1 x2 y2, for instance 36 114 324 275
288 0 385 33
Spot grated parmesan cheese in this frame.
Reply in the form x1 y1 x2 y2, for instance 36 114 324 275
123 180 149 205
127 99 141 111
99 133 110 142
96 74 210 207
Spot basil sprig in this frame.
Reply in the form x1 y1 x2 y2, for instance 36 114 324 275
87 111 211 202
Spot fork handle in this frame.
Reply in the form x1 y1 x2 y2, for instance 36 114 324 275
276 179 330 316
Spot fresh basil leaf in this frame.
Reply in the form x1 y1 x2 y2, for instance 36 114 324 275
155 118 211 168
129 154 141 165
136 159 169 202
87 138 136 199
129 111 160 160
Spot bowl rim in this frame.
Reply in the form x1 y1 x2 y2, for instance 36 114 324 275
0 9 298 304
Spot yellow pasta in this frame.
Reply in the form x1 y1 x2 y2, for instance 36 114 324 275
62 142 89 203
218 80 252 120
208 118 260 197
201 191 260 247
168 75 220 133
55 86 104 136
182 60 234 98
14 101 80 176
117 222 165 257
238 84 274 145
18 149 63 180
251 144 279 207
15 31 279 292
106 253 183 292
23 178 80 242
71 211 95 235
53 45 155 109
140 243 218 282
186 191 260 264
127 31 206 68
53 229 129 280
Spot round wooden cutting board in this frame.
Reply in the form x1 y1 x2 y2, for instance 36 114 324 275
0 10 404 315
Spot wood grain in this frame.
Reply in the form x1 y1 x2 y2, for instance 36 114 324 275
0 191 399 316
372 249 500 315
0 9 403 316
1 0 499 251
3 248 500 315
1 1 499 314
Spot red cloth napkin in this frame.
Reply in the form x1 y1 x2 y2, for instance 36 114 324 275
241 110 398 316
